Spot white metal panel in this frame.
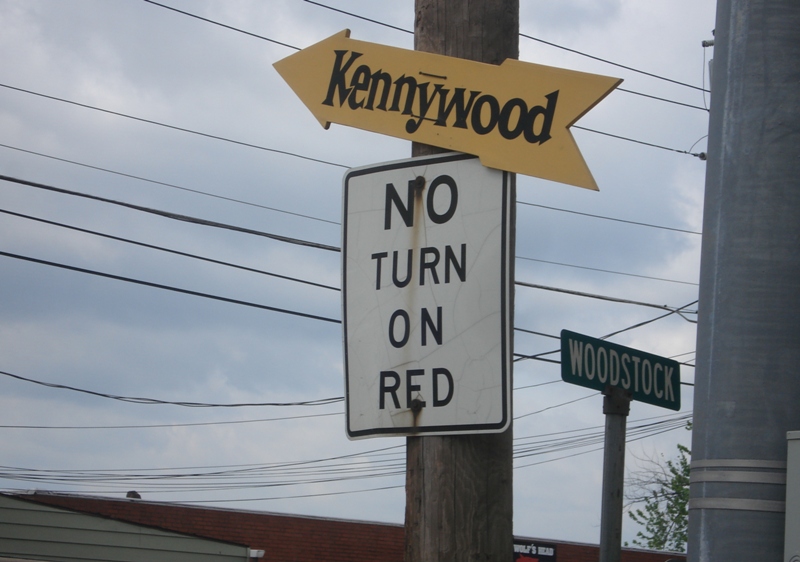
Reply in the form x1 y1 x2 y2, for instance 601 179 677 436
786 431 800 562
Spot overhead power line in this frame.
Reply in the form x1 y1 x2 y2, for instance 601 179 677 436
301 0 412 35
2 173 701 312
0 250 341 324
0 381 581 431
0 142 699 286
514 327 560 340
0 412 342 430
1 141 700 240
0 83 349 169
513 352 560 365
513 301 699 385
142 0 301 50
516 254 698 286
616 87 708 112
294 0 708 95
0 414 690 500
1 187 694 288
518 33 709 93
1 69 699 180
0 241 696 328
295 0 709 95
517 200 702 235
0 174 339 252
599 301 699 339
1 242 696 325
0 208 339 292
7 205 696 296
0 2 696 171
515 280 698 316
0 369 342 408
184 484 405 503
514 393 596 420
0 143 339 226
573 125 705 158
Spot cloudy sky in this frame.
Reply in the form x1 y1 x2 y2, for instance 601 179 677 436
0 0 715 549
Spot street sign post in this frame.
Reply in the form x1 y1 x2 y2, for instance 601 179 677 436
274 30 621 190
342 152 513 439
560 329 682 562
560 329 681 411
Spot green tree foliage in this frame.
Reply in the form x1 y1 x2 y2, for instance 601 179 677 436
625 443 690 552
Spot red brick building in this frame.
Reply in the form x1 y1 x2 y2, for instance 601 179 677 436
14 492 685 562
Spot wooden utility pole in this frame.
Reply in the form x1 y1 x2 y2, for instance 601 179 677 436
405 2 518 561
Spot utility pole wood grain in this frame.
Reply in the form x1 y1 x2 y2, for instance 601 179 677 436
405 1 517 561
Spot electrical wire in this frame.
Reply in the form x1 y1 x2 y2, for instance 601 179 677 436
0 251 342 324
0 174 339 252
301 0 412 35
516 254 698 286
514 327 559 339
142 0 301 51
0 413 686 475
7 190 689 294
0 412 342 430
519 33 709 93
0 83 349 169
0 414 691 499
514 281 698 316
4 206 698 300
517 200 702 236
294 0 709 95
616 87 708 112
181 484 404 503
513 379 562 391
1 76 698 166
0 5 706 175
0 380 598 432
0 143 339 226
513 352 561 365
0 141 702 245
514 393 597 420
514 418 690 470
573 125 706 158
0 243 696 334
2 173 700 316
0 369 343 408
0 3 703 506
513 300 698 395
0 209 339 292
0 170 699 289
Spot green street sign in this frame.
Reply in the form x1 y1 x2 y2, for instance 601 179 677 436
560 330 681 411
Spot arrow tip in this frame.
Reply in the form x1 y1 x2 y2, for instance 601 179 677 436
273 30 353 130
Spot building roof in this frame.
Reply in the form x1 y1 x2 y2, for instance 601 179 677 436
13 492 403 562
11 491 685 562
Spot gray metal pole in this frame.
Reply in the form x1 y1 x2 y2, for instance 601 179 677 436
599 387 631 562
688 1 800 560
405 2 517 561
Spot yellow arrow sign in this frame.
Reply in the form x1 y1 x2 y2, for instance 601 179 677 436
274 30 622 190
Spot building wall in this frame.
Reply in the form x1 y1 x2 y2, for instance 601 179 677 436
0 494 249 562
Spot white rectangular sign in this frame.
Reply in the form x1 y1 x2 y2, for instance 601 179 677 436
342 152 513 438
